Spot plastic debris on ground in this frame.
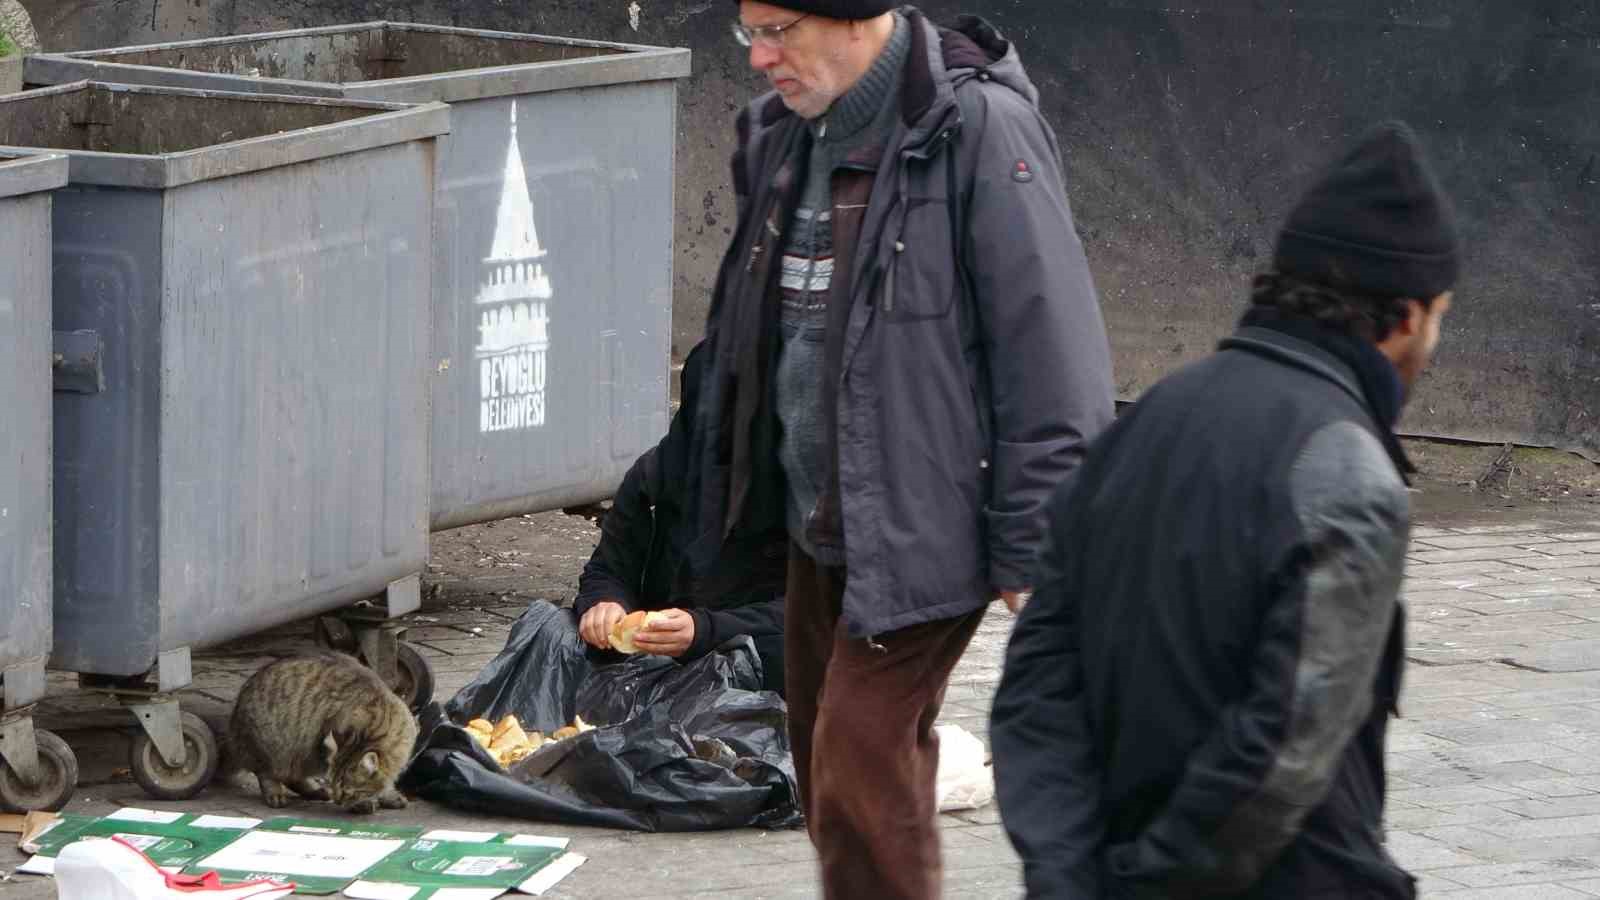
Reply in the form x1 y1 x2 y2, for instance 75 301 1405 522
55 837 294 900
933 723 997 812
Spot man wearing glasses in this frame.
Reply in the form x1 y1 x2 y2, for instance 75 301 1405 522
688 1 1114 896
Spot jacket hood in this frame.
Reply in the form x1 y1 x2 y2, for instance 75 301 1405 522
892 8 1040 149
936 13 1039 107
748 7 1042 133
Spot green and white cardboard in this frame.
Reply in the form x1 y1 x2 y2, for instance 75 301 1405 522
256 817 426 840
15 813 97 871
343 830 584 899
190 829 406 894
341 834 572 899
19 812 584 898
17 808 259 875
183 820 421 895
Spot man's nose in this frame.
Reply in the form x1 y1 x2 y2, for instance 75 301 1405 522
748 42 781 71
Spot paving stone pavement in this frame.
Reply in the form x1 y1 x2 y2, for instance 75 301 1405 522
10 513 1600 897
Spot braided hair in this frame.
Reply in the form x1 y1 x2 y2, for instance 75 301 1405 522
1250 271 1429 342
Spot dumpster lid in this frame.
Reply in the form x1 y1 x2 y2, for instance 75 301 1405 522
0 153 69 199
26 22 691 105
0 81 450 189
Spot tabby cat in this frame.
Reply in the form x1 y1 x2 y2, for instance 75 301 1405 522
227 652 417 814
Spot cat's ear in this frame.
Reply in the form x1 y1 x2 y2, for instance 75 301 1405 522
323 732 339 760
361 751 379 775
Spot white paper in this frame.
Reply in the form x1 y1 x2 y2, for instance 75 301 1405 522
418 830 498 843
443 856 520 877
104 808 185 824
199 831 404 879
16 854 55 875
345 886 506 900
518 852 586 896
502 835 569 850
191 815 262 830
342 881 421 900
109 833 165 852
286 825 344 834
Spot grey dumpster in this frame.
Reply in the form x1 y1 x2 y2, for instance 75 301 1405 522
0 153 78 812
28 22 691 530
0 81 448 800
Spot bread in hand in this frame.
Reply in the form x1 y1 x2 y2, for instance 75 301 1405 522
608 610 668 654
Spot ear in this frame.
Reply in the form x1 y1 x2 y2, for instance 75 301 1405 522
361 751 380 775
323 733 339 759
1396 297 1428 337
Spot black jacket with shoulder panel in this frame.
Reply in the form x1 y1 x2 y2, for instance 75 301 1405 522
993 324 1415 899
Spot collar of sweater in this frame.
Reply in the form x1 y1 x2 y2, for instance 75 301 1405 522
811 12 910 146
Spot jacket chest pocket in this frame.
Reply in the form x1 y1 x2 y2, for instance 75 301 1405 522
881 196 959 323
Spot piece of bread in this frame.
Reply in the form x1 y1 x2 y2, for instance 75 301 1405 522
463 718 494 750
609 610 668 654
489 719 530 753
552 725 579 741
491 714 522 741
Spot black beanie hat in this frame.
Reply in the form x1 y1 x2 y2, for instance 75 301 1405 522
733 0 893 20
1274 121 1460 300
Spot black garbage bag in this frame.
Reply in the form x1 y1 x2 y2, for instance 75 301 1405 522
398 601 802 832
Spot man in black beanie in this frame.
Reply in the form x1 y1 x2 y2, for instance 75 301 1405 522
991 120 1457 899
690 1 1115 897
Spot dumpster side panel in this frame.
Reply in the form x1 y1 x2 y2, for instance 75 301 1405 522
382 26 624 78
93 29 382 82
158 140 435 651
427 82 674 530
0 190 53 691
50 186 166 677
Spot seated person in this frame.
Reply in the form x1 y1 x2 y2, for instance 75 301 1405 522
574 342 788 695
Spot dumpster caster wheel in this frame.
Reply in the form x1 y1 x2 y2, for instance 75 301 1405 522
394 641 435 712
0 730 79 812
130 711 218 801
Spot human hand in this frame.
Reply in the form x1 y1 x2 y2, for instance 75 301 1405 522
632 608 696 658
997 588 1032 615
579 601 628 649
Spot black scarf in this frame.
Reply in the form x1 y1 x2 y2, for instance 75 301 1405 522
1240 306 1418 482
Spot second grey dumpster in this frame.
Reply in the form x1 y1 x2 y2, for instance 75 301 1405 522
0 153 78 812
0 81 448 800
27 22 692 531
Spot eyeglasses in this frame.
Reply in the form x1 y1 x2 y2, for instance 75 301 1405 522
731 13 810 49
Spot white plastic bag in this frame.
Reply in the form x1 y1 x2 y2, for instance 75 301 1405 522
55 837 294 900
935 724 996 812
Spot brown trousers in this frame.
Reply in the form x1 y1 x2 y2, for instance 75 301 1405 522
785 544 986 900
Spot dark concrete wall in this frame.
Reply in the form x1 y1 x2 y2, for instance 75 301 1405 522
24 1 1600 454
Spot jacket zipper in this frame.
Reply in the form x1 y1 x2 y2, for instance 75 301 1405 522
883 247 897 312
879 128 955 316
839 121 960 647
